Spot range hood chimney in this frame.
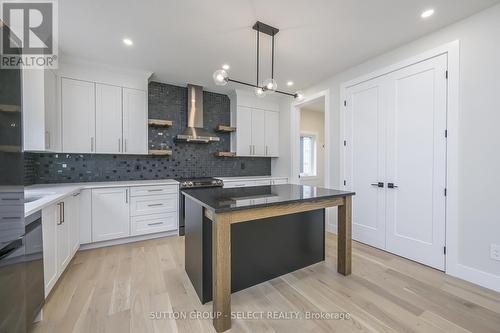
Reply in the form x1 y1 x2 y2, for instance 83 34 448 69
176 84 220 143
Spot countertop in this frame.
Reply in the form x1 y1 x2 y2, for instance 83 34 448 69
215 176 288 182
24 179 179 217
181 184 355 213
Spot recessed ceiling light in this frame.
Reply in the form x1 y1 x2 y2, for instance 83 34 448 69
123 38 133 46
421 9 435 19
222 64 230 70
287 81 294 86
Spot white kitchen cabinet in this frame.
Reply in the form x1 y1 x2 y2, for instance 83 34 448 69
95 83 123 154
42 205 58 296
122 88 148 154
61 78 96 153
23 68 61 152
222 177 288 188
68 193 80 256
251 109 266 156
130 194 177 216
235 106 253 156
131 212 178 236
79 189 92 244
265 111 279 157
92 188 130 242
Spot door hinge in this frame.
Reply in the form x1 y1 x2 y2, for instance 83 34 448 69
445 70 448 79
343 180 347 186
444 188 447 196
344 100 347 107
344 140 347 147
445 129 448 138
444 246 446 255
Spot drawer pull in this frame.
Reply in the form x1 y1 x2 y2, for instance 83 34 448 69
2 216 21 220
148 189 163 192
148 203 164 207
148 222 164 226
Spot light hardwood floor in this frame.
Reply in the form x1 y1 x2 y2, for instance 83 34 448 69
33 234 500 333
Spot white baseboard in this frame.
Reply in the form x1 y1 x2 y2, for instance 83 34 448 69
448 263 500 293
79 230 179 250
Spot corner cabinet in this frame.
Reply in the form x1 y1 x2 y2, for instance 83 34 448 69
230 90 280 157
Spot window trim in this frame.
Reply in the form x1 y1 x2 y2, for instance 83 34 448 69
299 132 318 178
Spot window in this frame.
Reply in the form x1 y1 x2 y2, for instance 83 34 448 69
300 133 317 177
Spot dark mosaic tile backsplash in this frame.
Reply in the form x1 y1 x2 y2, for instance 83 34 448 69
25 82 271 184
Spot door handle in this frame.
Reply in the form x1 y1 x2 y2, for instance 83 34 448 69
371 182 384 188
388 183 398 189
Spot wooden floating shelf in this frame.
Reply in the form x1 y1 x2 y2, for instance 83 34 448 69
149 149 173 156
0 104 21 113
214 151 236 157
0 145 21 153
148 119 173 127
215 125 236 133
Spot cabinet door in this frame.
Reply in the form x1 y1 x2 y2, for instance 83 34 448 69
96 83 123 154
122 88 147 154
56 200 71 272
265 110 279 156
79 189 92 244
92 188 130 242
42 205 58 296
68 193 80 256
251 108 266 156
61 78 96 153
44 69 61 152
236 106 252 156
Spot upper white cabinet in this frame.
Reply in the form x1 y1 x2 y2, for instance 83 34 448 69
122 88 148 154
23 68 61 152
61 78 96 153
96 83 123 154
230 90 280 157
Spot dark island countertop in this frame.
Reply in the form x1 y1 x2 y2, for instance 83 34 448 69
181 184 355 213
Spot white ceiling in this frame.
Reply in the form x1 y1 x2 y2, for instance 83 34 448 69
60 0 499 93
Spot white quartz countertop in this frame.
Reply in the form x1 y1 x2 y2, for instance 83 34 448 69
215 176 288 182
24 179 179 217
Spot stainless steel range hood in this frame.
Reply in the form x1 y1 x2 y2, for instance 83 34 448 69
176 84 220 143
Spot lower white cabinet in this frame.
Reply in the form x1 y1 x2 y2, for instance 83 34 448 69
223 177 288 188
131 212 177 236
92 188 130 242
41 193 80 297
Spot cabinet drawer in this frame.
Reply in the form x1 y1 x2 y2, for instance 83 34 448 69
254 180 272 186
0 192 23 205
130 185 178 197
223 181 254 188
131 213 177 236
272 178 288 185
130 194 177 216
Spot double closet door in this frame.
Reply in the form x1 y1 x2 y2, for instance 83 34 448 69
345 54 448 270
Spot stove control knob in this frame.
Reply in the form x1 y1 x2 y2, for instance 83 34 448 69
216 180 223 186
181 181 188 188
187 181 194 187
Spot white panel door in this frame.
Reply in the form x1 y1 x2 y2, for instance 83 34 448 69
92 188 130 242
385 55 447 270
236 106 252 156
123 88 147 154
42 205 58 296
96 83 123 154
251 108 266 156
61 78 95 153
56 200 70 272
346 78 387 249
265 110 279 157
68 193 80 256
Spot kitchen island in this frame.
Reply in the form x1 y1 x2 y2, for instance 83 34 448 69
182 184 355 332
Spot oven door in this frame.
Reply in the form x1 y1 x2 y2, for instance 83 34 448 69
179 189 185 236
24 211 44 327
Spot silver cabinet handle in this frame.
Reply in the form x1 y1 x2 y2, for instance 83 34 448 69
148 222 163 226
91 137 95 152
124 139 127 152
57 202 64 225
125 189 129 203
387 183 398 189
148 203 163 207
118 138 121 152
371 182 384 188
45 131 51 149
266 146 268 156
148 189 163 192
73 192 80 197
249 145 252 155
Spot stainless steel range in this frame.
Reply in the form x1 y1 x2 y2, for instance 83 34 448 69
177 178 223 235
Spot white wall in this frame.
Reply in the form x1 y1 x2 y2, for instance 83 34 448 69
271 96 293 177
299 108 325 187
299 4 500 290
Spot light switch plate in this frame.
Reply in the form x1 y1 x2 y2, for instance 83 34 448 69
490 244 500 261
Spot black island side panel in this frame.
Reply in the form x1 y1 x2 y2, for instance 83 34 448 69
184 195 325 304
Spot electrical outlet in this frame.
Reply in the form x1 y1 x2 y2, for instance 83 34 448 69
491 244 500 261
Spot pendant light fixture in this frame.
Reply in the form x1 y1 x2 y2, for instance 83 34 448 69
213 21 303 100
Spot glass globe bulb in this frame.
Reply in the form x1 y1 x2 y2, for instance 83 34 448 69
263 78 277 92
212 69 228 86
254 87 266 98
295 91 305 101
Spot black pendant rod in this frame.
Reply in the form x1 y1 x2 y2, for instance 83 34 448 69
227 79 296 97
256 29 259 86
271 35 274 80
